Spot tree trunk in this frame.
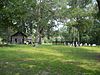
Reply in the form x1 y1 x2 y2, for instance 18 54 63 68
78 31 81 46
38 35 42 44
96 0 100 12
34 26 43 45
34 34 42 44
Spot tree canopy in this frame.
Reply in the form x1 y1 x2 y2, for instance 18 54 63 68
0 0 100 45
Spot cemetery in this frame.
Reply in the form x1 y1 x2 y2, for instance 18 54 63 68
0 0 100 75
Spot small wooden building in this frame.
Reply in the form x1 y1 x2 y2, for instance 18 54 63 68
11 32 27 44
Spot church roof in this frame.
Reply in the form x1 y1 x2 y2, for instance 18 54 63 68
11 32 27 37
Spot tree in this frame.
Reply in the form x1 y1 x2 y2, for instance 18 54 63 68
33 0 58 44
96 0 100 12
0 0 99 45
89 19 100 45
57 0 94 46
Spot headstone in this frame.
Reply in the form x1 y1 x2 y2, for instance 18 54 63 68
76 42 79 47
84 43 87 46
26 42 29 45
64 42 66 45
88 44 91 46
68 43 70 46
72 42 74 46
70 44 72 47
80 43 83 46
92 44 96 46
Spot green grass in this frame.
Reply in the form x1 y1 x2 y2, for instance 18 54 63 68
0 45 100 75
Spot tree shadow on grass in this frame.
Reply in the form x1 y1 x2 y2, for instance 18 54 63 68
0 59 100 75
0 44 30 48
0 45 100 75
49 46 100 62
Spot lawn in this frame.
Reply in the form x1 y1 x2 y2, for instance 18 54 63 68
0 45 100 75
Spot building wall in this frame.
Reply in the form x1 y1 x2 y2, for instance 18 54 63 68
11 36 27 44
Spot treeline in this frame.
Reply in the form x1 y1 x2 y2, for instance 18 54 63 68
0 0 100 45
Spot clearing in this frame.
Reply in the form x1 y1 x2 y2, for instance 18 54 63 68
0 45 100 75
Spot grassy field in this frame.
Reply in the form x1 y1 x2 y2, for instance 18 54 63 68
0 45 100 75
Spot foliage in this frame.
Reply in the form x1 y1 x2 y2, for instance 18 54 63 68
0 0 100 44
58 0 96 44
89 19 100 44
